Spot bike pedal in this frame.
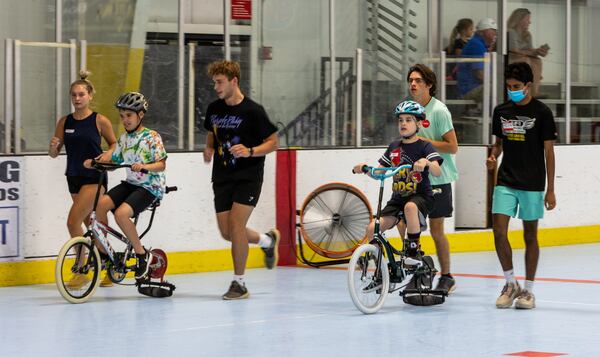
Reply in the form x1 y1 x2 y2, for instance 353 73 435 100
404 257 423 267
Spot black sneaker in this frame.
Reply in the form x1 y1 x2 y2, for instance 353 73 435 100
135 250 151 280
435 275 456 295
222 281 250 300
261 229 280 269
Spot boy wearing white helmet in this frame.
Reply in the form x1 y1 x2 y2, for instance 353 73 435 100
353 101 443 264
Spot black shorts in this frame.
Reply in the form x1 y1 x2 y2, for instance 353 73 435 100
381 194 434 230
429 183 453 219
67 174 107 194
106 181 157 216
213 179 263 213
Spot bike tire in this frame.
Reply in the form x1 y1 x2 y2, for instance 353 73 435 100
347 244 389 314
55 237 101 304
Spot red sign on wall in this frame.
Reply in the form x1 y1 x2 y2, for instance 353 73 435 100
231 0 252 20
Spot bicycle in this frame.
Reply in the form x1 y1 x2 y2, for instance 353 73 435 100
347 164 446 314
55 161 177 304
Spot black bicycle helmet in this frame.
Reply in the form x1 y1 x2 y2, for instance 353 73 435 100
115 92 148 113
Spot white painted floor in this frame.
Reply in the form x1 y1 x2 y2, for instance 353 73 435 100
1 243 599 357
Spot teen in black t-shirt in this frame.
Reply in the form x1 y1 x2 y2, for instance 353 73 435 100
203 60 280 300
354 100 443 267
487 62 557 310
492 98 556 191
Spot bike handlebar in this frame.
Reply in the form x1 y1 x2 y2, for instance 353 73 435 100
92 159 149 174
353 164 412 181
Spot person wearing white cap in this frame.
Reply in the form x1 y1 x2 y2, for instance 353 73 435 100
456 18 498 104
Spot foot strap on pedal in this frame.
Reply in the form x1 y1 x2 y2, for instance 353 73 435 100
137 279 176 298
401 288 446 306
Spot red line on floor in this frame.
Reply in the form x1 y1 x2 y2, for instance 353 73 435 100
295 265 600 284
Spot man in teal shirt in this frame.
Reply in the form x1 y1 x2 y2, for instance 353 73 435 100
400 64 459 294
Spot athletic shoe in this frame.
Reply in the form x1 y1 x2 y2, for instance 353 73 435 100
66 273 90 289
495 281 522 308
261 229 280 269
435 275 456 294
100 271 113 287
134 250 151 280
515 290 536 309
222 281 250 300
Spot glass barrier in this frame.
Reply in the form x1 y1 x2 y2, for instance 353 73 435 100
2 0 600 153
255 0 329 148
569 2 600 144
506 1 567 143
440 1 497 145
1 0 57 153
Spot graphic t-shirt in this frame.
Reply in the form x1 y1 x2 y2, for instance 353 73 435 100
492 99 557 191
111 127 168 198
204 97 278 183
421 97 458 185
378 139 443 201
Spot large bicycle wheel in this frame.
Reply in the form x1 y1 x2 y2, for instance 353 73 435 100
299 183 372 258
347 243 389 314
55 237 101 304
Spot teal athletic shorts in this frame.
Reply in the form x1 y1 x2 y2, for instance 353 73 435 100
491 185 545 221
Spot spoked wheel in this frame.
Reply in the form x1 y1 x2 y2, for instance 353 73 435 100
107 264 126 283
107 251 130 283
55 237 101 304
299 183 372 259
347 244 390 314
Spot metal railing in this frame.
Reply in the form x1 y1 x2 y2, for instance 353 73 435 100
4 39 85 154
280 57 355 147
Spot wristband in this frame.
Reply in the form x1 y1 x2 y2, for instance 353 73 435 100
249 147 254 157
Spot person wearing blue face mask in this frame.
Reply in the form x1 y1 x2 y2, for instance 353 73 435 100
486 62 557 310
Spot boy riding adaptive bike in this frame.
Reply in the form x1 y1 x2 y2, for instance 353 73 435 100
349 100 445 313
353 100 443 264
84 92 167 280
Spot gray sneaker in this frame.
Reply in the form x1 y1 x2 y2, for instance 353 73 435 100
435 275 456 295
261 229 280 269
222 281 249 300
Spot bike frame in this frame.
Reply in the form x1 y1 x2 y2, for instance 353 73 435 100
85 162 161 270
365 164 414 286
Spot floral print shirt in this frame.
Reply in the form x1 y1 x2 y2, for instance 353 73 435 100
111 127 168 198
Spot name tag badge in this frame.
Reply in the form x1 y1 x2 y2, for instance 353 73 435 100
65 129 75 133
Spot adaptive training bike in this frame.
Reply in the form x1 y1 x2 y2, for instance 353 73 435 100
55 161 176 303
347 164 446 314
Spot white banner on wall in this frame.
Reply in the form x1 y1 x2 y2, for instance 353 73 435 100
0 157 22 258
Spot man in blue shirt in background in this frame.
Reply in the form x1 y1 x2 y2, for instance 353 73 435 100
457 18 497 103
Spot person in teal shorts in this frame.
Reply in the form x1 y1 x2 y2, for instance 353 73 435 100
487 62 557 310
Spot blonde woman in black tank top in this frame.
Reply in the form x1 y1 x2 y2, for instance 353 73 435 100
48 71 117 288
